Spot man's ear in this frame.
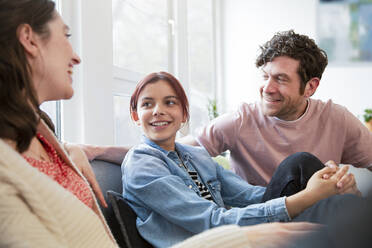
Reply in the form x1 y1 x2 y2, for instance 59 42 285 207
17 24 39 57
304 78 320 98
131 111 141 126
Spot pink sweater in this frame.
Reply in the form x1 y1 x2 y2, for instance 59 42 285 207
197 99 372 185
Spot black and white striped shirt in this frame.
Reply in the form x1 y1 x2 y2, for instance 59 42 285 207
176 151 213 202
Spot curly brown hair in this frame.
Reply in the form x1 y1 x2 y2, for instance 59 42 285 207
255 30 328 94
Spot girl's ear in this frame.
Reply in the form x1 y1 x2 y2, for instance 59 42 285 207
17 24 40 58
131 111 141 126
182 113 187 123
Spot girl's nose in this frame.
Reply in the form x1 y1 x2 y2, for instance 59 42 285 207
153 104 165 116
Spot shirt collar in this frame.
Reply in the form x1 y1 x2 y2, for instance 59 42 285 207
141 135 191 161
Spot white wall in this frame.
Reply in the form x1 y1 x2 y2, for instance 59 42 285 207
221 0 372 119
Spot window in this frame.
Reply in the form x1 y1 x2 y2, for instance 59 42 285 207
113 0 171 74
187 0 214 98
187 0 216 135
112 0 219 145
57 0 220 145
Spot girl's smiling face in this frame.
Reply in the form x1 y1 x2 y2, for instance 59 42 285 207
132 80 186 151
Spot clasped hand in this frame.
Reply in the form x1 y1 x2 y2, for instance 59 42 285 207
306 160 361 199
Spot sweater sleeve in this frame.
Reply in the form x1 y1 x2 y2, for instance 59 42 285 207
340 106 372 168
172 225 251 248
0 178 65 248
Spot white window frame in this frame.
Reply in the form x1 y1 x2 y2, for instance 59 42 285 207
59 0 223 145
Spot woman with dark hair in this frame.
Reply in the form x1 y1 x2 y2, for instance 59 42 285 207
0 0 117 246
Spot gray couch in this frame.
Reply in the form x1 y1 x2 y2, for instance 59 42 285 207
90 160 123 243
91 160 153 248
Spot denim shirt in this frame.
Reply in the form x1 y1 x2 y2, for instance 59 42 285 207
122 137 290 248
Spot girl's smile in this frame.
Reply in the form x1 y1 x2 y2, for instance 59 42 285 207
132 80 186 151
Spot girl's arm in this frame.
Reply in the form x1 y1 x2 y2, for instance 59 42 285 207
123 149 290 234
285 165 349 218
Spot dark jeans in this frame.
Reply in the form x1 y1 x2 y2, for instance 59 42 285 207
262 152 363 224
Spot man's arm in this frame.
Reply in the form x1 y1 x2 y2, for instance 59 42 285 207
177 135 200 146
74 144 130 165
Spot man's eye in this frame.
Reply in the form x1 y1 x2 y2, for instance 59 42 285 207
65 33 72 38
277 77 286 82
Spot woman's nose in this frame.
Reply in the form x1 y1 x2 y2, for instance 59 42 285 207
72 52 81 65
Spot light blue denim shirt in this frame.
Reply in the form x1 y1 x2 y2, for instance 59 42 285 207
122 137 290 248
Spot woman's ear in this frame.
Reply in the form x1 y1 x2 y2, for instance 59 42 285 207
17 24 39 57
131 111 141 126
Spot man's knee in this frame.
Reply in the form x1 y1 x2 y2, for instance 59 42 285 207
279 152 320 169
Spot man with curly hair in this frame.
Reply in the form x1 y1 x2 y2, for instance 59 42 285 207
193 30 372 185
81 30 372 186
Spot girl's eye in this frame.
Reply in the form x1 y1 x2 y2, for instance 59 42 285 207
166 100 175 105
141 102 152 108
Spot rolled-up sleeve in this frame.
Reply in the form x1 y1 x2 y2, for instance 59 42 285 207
123 148 290 236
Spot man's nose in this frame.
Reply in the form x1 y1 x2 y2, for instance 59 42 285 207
262 78 277 93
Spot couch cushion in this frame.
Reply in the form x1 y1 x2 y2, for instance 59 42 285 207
107 190 153 248
91 160 125 246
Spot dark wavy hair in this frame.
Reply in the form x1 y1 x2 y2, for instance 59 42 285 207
130 71 190 122
0 0 56 152
256 30 328 94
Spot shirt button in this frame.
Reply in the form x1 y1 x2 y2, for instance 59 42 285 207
188 185 192 189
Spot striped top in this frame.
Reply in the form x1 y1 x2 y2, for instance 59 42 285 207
176 150 213 202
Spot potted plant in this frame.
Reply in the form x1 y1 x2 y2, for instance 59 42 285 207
363 108 372 132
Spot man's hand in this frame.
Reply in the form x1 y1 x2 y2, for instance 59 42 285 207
64 143 108 208
243 222 320 248
324 161 361 196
